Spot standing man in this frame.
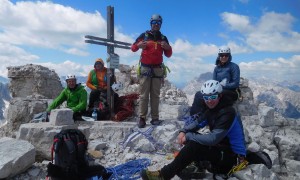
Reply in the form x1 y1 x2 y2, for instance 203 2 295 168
47 75 87 121
131 14 172 128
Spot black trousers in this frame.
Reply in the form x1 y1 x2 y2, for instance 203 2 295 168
160 141 237 180
88 89 107 109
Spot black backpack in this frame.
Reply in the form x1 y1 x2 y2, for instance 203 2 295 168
47 129 112 180
47 129 89 180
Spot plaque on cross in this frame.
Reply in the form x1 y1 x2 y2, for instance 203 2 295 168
85 6 131 120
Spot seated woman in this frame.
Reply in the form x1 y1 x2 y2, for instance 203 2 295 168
190 46 240 115
86 58 108 111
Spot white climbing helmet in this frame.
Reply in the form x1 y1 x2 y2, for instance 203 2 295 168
150 14 163 24
201 80 223 95
218 46 231 54
111 83 124 92
66 75 76 81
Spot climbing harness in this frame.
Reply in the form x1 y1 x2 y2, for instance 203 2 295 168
96 158 151 180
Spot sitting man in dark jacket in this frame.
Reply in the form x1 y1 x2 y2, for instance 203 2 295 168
141 80 246 180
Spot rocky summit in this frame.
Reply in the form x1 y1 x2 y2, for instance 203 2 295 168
0 64 299 180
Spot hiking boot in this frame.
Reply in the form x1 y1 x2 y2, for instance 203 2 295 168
140 169 163 180
138 117 146 128
177 163 206 180
150 119 163 126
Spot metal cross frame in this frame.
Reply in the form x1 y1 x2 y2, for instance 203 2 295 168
85 6 131 119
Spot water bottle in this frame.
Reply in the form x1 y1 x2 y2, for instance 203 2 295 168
92 109 97 121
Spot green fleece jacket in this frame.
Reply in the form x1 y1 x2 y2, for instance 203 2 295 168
47 84 87 113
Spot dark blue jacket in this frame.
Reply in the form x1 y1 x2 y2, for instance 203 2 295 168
213 57 240 90
182 97 246 156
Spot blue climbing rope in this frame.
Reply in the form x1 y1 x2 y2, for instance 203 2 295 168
97 158 151 180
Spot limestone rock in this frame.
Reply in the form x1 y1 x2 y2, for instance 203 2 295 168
7 64 62 98
0 137 35 179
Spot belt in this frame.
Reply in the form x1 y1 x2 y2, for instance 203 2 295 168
141 62 162 68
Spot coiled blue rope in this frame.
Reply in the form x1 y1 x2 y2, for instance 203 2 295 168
96 158 151 180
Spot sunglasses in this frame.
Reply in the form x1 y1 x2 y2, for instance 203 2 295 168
219 54 229 57
203 94 219 101
151 20 162 25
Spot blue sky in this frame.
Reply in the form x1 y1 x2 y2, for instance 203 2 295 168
0 0 299 88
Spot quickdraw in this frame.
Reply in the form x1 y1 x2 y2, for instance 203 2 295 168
227 159 249 177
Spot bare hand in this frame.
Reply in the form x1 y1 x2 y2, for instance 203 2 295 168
177 132 186 145
137 41 147 49
161 41 170 50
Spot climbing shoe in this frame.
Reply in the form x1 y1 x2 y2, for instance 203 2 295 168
150 119 163 126
246 150 272 169
140 169 163 180
138 117 146 128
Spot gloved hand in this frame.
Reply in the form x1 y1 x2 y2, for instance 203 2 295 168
220 78 227 87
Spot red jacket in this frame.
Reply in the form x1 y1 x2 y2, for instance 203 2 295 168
131 30 172 65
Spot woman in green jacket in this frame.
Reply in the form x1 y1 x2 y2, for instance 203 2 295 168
47 75 87 121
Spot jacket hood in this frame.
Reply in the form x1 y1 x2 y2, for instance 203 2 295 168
215 54 232 66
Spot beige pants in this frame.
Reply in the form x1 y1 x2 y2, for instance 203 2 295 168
139 66 164 120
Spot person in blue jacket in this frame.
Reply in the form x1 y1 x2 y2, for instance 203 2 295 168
141 80 246 180
190 46 240 115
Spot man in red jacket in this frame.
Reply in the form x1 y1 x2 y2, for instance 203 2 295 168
131 14 172 128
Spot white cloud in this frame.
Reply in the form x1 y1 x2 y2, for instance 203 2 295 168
221 12 253 33
172 39 218 58
239 55 300 81
0 42 39 77
41 61 92 77
221 12 300 52
0 0 133 56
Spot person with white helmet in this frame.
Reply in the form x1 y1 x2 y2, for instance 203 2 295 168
47 75 87 121
213 46 240 92
190 46 240 115
131 14 172 128
141 80 247 179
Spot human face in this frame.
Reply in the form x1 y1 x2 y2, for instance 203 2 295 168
94 63 103 70
204 94 221 109
66 79 76 89
151 20 162 31
219 53 229 64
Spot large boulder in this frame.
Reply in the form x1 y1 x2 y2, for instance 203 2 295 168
0 64 63 138
7 64 62 98
0 137 35 179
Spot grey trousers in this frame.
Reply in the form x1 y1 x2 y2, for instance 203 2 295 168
139 66 164 120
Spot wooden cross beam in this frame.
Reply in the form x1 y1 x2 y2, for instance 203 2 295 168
85 6 131 120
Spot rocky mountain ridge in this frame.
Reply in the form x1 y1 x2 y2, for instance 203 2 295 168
0 82 11 120
0 64 299 179
183 72 300 119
